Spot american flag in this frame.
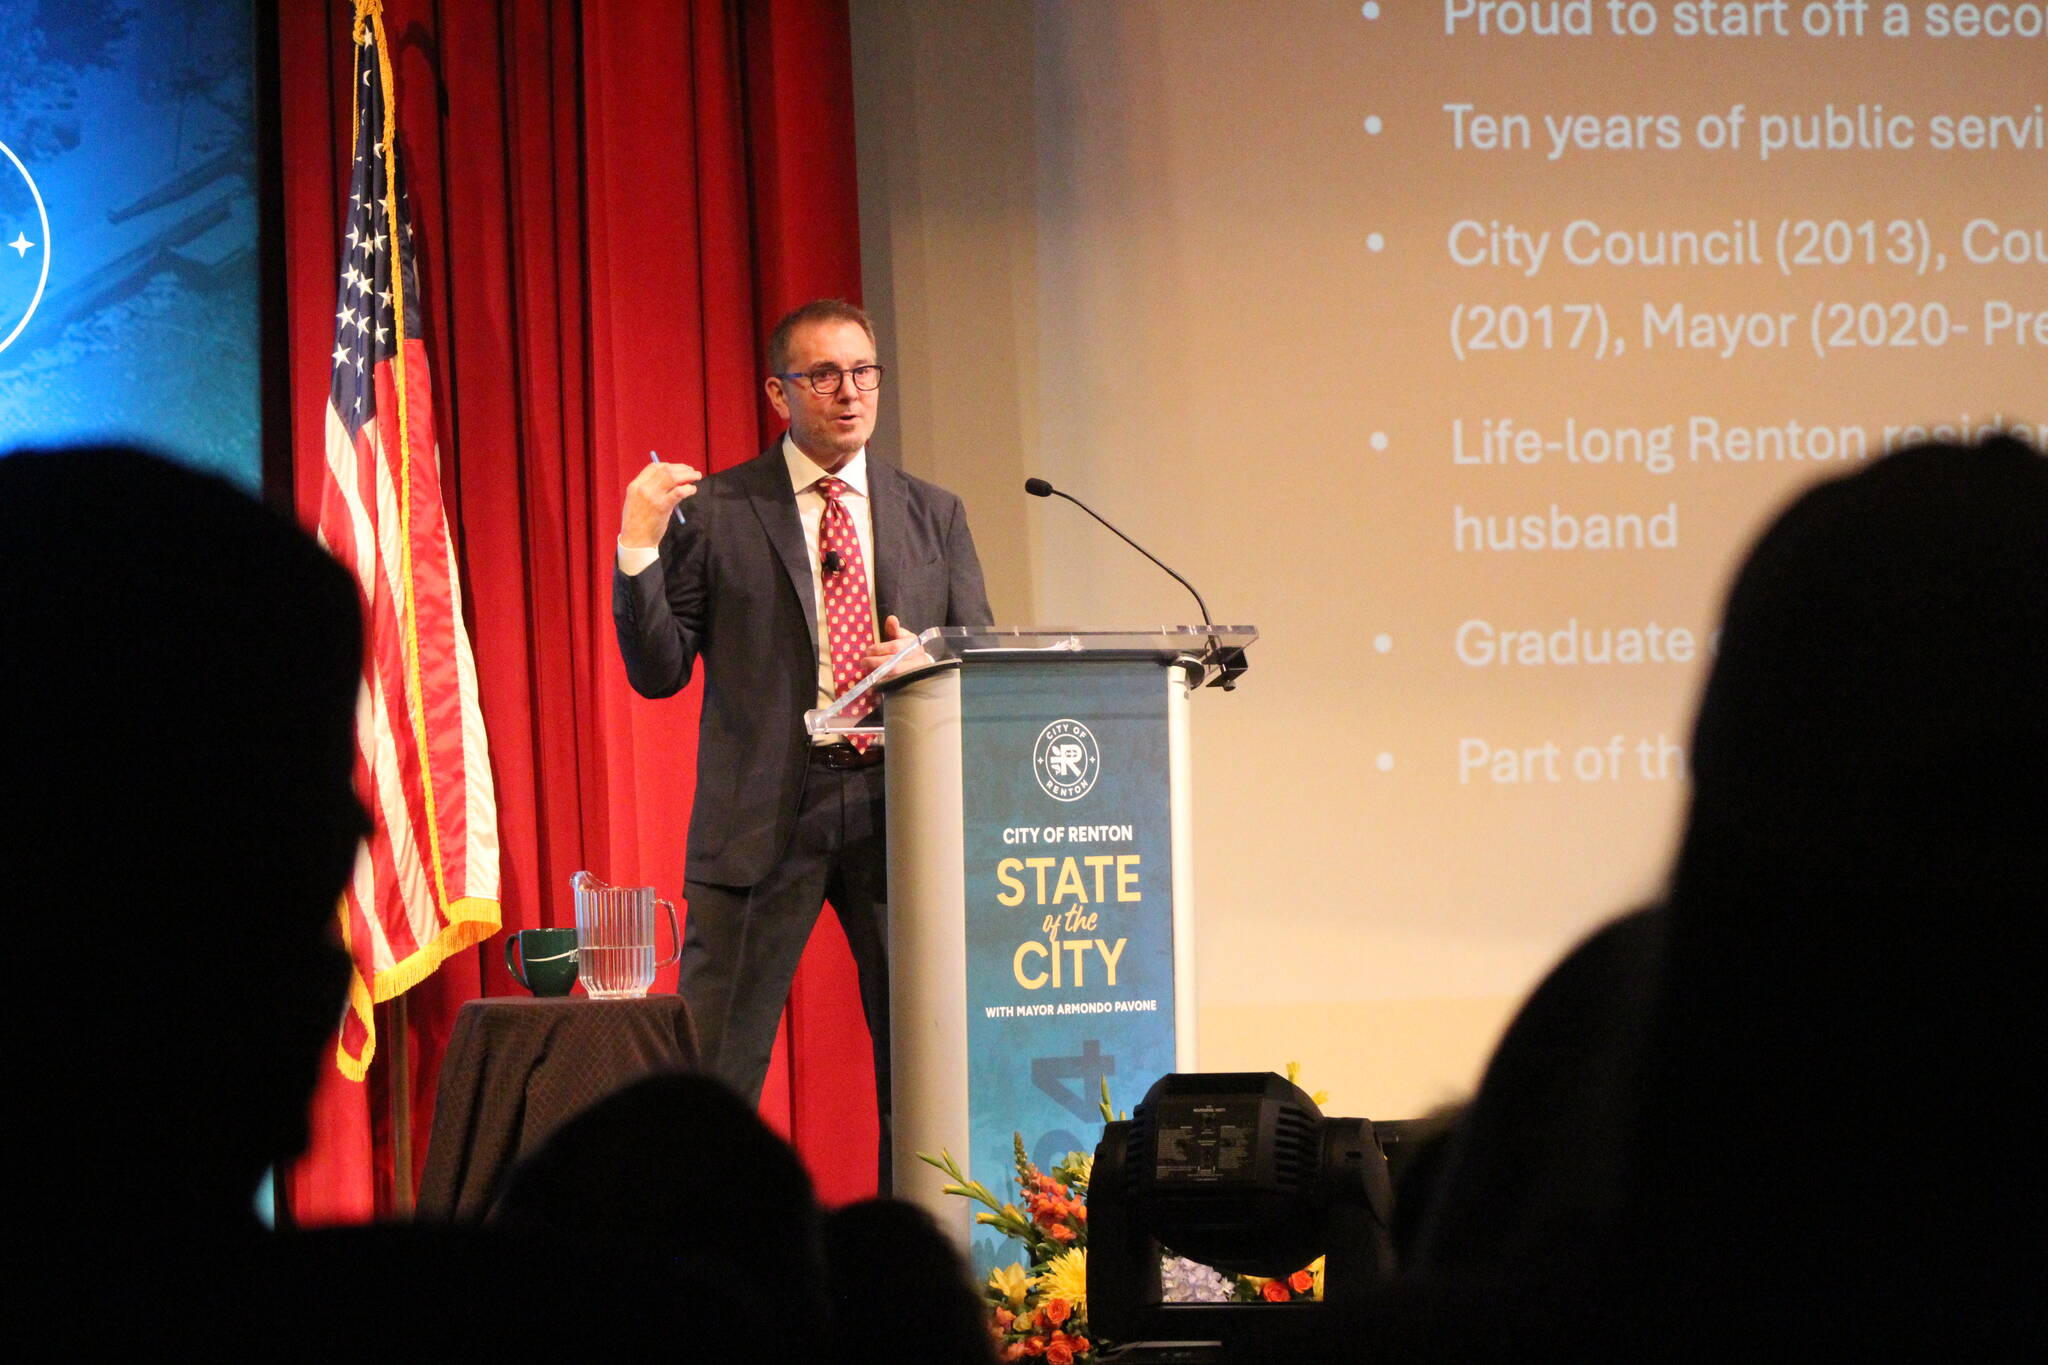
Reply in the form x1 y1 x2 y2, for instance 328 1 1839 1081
318 4 500 1080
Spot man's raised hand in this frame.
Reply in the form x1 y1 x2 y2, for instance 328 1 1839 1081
620 459 702 548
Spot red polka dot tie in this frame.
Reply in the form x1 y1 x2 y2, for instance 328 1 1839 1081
815 476 877 751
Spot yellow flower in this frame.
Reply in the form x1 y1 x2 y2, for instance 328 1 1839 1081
988 1262 1031 1308
1309 1255 1326 1301
1283 1061 1331 1108
1034 1247 1089 1313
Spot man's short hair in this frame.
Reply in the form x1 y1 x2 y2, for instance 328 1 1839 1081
766 298 876 375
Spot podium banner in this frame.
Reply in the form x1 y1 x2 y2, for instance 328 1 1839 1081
960 658 1179 1270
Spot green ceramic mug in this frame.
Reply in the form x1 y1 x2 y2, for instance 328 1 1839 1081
505 927 580 997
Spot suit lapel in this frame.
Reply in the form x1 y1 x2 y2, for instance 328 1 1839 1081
743 448 818 658
867 457 910 624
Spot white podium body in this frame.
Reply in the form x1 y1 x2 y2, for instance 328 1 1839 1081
811 626 1254 1266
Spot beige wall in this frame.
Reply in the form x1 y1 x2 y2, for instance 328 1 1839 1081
851 0 1042 623
852 0 2044 1122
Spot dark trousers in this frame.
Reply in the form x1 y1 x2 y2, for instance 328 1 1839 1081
681 761 892 1189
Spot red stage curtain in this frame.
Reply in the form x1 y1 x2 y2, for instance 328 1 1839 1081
278 0 878 1220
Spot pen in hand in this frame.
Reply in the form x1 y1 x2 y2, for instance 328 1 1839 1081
650 449 687 527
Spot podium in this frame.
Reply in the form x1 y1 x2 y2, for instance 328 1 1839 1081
810 626 1255 1263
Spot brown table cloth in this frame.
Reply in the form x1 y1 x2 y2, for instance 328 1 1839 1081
417 995 698 1220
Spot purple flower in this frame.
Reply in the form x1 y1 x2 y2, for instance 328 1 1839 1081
1159 1255 1235 1304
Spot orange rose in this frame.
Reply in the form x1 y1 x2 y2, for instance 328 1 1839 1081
1041 1298 1071 1327
1071 1337 1091 1354
1262 1279 1290 1303
1289 1270 1313 1294
1024 1336 1046 1355
1001 1347 1028 1363
1047 1222 1077 1243
994 1308 1015 1330
1046 1344 1074 1365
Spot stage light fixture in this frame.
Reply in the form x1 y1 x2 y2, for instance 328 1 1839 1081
1088 1072 1395 1359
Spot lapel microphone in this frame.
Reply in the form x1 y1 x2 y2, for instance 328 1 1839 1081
822 549 844 575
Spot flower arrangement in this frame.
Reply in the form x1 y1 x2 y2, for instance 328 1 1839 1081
921 1137 1098 1362
918 1065 1330 1362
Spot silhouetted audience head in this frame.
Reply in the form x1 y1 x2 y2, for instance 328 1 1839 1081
1 447 364 1242
1402 909 1663 1287
823 1198 996 1364
1401 436 2048 1355
497 1071 828 1356
1632 434 2048 1343
1680 433 2048 897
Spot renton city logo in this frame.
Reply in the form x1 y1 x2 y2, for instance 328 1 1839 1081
1032 718 1101 802
0 139 52 357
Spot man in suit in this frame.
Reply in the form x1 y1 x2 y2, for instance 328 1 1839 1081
612 299 992 1177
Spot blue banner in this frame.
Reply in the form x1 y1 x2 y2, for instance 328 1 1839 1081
961 658 1179 1273
1 0 260 487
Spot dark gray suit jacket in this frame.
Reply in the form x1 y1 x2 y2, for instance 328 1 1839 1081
612 444 992 886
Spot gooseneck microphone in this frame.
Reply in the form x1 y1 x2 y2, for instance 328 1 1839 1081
1023 476 1212 625
1026 476 1248 689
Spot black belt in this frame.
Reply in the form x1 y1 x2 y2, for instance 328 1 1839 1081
808 742 884 770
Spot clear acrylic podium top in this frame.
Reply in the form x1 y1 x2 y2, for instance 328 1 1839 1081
805 625 1257 738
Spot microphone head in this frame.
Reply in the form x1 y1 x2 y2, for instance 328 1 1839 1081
1024 477 1054 498
822 550 843 575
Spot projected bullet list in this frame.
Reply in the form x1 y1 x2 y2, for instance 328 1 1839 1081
1348 3 2040 786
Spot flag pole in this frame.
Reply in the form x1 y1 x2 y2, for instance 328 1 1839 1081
389 994 414 1214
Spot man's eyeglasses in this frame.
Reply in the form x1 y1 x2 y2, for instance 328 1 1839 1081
777 364 885 397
